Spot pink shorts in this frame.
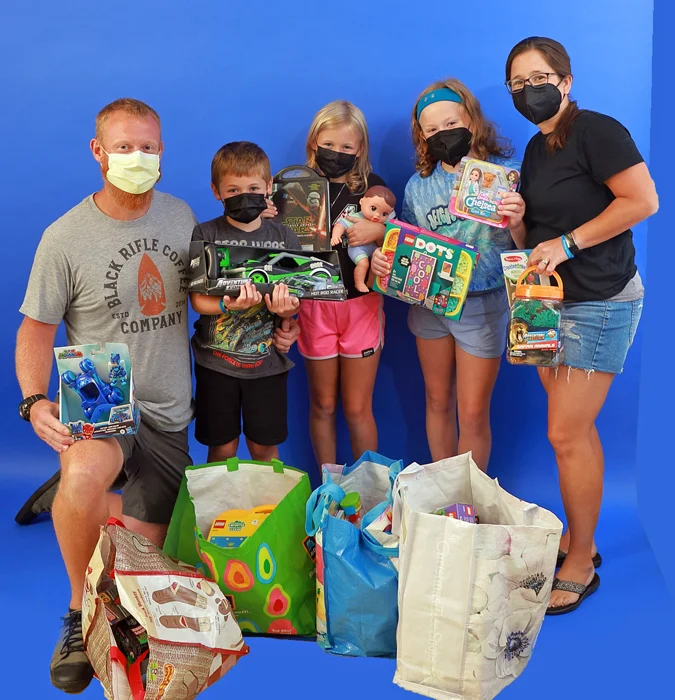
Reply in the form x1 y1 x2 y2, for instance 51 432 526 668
297 293 385 360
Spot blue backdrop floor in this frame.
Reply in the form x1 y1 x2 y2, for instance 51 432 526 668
1 464 672 699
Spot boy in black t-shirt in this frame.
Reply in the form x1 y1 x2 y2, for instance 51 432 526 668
189 142 301 462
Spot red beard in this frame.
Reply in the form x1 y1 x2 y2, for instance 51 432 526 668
100 161 159 210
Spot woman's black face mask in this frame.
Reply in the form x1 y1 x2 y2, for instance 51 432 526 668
512 83 563 125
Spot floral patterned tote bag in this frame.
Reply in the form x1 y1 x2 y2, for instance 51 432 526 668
391 454 562 700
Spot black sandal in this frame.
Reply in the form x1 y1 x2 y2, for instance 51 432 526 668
556 550 602 569
546 573 600 615
14 470 61 525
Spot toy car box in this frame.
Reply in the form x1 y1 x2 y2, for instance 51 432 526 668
500 250 550 307
188 241 347 301
373 219 480 321
272 165 331 251
449 157 521 229
55 343 140 440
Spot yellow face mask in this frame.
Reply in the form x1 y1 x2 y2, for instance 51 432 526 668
103 149 160 195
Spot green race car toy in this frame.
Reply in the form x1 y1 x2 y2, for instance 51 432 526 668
198 243 347 300
218 249 340 285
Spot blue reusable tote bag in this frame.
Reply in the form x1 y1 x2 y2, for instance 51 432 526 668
305 451 402 657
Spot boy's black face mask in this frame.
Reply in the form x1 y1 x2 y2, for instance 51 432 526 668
222 192 268 224
315 146 357 179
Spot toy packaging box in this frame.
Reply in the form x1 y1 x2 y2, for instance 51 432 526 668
207 505 276 549
508 297 563 367
55 343 140 440
431 503 477 523
272 165 330 251
449 157 521 229
188 241 347 301
508 268 564 368
500 250 550 306
373 219 480 321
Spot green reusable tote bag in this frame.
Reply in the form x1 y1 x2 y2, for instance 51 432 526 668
164 458 316 637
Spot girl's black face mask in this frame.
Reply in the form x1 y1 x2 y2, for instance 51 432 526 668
315 146 357 179
222 192 268 224
512 84 562 125
425 127 472 167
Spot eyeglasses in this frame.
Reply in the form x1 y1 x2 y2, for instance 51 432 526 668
505 73 559 94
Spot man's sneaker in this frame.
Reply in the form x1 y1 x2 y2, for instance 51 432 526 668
15 470 60 525
50 610 94 694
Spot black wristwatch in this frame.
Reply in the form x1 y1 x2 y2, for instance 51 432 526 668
563 231 581 256
19 394 48 421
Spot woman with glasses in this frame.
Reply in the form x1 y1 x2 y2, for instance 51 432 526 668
504 36 658 614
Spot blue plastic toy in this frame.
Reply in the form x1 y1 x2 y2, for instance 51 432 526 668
108 353 128 386
61 358 124 423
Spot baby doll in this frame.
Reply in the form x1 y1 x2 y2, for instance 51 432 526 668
331 185 396 293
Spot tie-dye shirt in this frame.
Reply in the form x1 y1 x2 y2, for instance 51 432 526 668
401 157 520 293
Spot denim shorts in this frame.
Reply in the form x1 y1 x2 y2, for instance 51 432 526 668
561 298 643 374
408 288 509 359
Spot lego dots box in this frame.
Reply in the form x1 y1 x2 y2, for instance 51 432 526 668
373 220 480 321
54 343 139 440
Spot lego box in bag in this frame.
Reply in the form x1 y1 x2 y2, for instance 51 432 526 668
55 343 139 440
272 165 330 251
373 219 479 321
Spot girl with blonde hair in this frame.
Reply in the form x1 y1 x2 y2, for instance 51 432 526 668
298 100 390 467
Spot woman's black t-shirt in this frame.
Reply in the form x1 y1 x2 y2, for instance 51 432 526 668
520 110 644 302
328 173 386 300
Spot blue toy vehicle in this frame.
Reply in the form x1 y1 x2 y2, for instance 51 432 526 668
61 358 124 423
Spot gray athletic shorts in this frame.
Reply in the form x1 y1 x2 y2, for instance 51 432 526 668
408 288 509 359
111 420 192 525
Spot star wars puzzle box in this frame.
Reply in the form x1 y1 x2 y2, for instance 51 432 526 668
373 220 480 321
54 342 140 440
271 166 331 251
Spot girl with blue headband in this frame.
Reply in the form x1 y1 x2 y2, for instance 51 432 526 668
372 78 525 471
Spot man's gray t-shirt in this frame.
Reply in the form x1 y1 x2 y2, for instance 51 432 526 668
191 216 300 378
20 191 197 432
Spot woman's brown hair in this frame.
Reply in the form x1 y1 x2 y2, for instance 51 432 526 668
412 78 513 178
505 36 580 152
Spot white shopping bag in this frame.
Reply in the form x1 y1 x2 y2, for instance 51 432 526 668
391 453 562 700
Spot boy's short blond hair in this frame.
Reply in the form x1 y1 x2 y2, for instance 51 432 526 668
95 98 161 140
211 141 272 187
